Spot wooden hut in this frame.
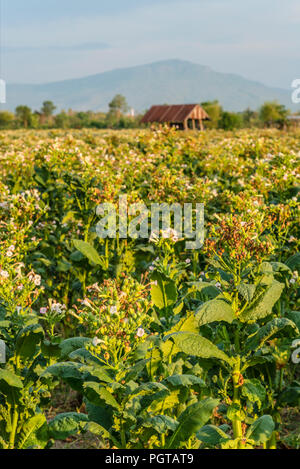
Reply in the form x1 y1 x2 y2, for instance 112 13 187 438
141 104 210 130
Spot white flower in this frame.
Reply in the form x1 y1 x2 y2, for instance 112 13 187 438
136 328 145 338
161 228 179 242
92 337 102 347
16 306 22 314
6 251 13 258
40 307 48 315
17 284 23 290
9 245 15 251
290 278 296 285
149 265 155 271
110 305 118 315
0 270 9 278
185 258 191 264
215 282 221 289
51 302 66 314
34 275 41 286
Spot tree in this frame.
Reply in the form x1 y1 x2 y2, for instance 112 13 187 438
0 111 15 129
108 94 129 118
242 108 259 127
259 101 288 128
41 100 56 118
15 105 33 128
219 111 243 130
201 100 222 128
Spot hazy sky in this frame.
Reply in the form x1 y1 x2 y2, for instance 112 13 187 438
1 0 299 88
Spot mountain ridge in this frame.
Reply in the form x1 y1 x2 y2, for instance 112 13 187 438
5 59 295 113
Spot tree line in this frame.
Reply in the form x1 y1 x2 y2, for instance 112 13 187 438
0 94 298 130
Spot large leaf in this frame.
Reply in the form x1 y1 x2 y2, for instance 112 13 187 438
151 272 177 309
245 318 298 352
286 311 300 331
18 414 48 449
42 362 86 391
142 415 178 434
166 398 219 448
0 369 23 398
240 280 284 322
168 311 198 334
15 324 44 360
85 422 120 447
83 382 120 410
169 332 233 365
237 283 256 303
48 412 89 440
286 252 300 273
188 281 220 299
197 424 230 446
162 374 205 389
246 415 275 444
59 337 92 359
241 379 266 409
195 299 235 326
72 239 103 265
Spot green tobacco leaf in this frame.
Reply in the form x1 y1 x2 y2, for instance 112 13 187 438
286 311 300 331
168 312 198 334
246 415 275 444
277 385 300 407
142 415 178 434
286 252 300 273
60 337 92 358
241 379 266 409
85 422 120 447
237 283 256 302
48 412 89 440
85 400 113 431
166 398 219 448
240 280 284 322
0 369 23 396
170 332 233 365
162 374 205 388
42 362 86 391
195 299 235 326
188 281 220 299
151 272 177 309
83 382 120 409
72 239 103 265
15 324 44 360
245 318 298 352
18 414 48 449
197 424 230 445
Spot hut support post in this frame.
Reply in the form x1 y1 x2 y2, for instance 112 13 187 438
199 119 204 131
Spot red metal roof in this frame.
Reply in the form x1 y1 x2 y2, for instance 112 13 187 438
141 104 210 123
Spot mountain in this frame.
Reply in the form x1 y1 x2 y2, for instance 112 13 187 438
5 59 295 113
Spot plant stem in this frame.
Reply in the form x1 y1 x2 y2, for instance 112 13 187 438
232 357 243 446
9 407 19 449
267 431 277 449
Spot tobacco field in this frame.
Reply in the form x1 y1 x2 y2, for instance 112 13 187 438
0 127 299 450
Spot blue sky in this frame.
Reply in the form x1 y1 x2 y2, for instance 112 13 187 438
1 0 299 88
